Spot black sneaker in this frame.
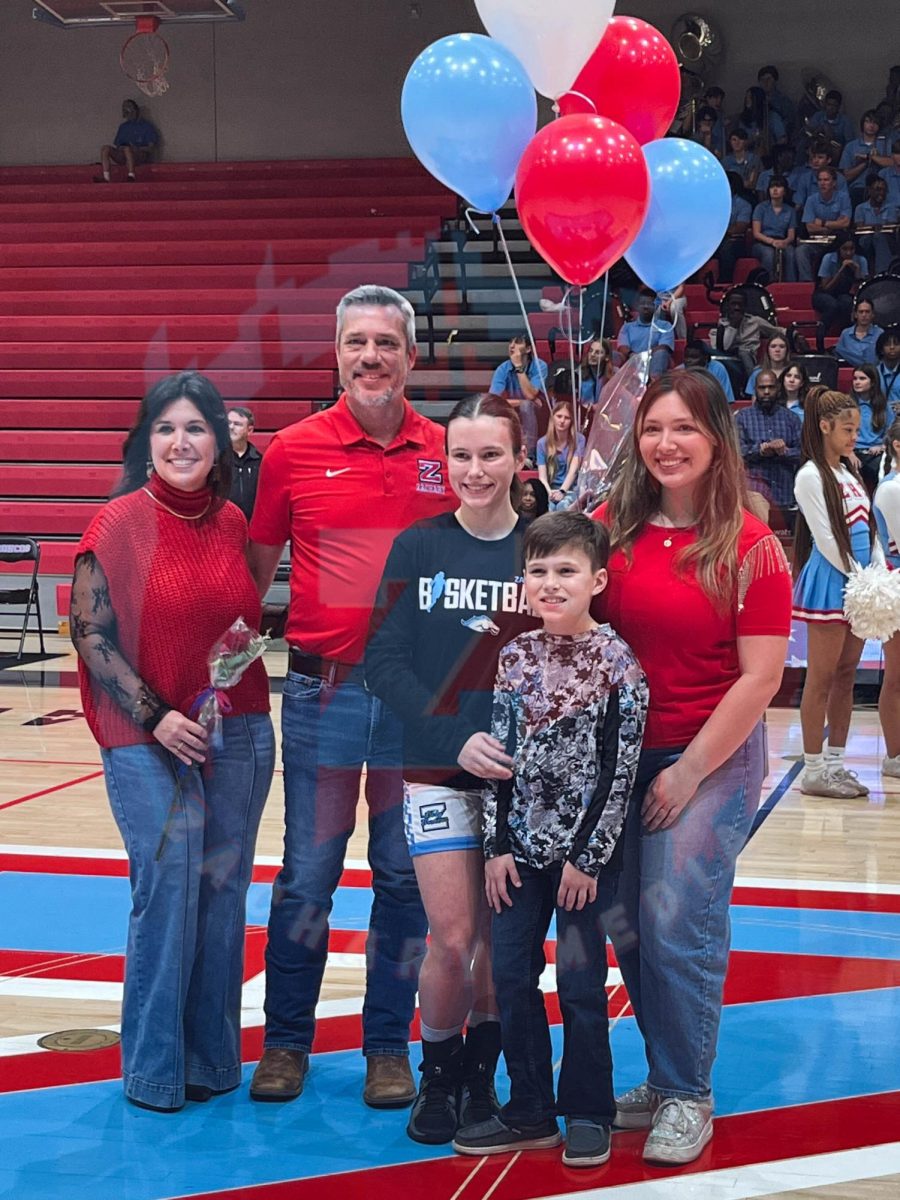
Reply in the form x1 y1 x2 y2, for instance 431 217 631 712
407 1067 460 1144
453 1115 562 1156
562 1118 611 1168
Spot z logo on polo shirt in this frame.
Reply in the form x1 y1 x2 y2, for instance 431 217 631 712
416 459 446 495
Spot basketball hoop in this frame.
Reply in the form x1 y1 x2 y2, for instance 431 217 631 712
120 15 170 97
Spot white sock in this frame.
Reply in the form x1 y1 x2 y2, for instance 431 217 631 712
466 1011 500 1028
102 170 110 182
825 745 845 763
804 753 824 771
127 172 136 180
420 1021 464 1043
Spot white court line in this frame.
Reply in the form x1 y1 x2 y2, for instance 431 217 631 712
542 1141 900 1200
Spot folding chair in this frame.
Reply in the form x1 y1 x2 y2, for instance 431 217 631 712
0 538 46 661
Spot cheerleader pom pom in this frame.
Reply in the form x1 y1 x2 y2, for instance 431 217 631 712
843 562 900 642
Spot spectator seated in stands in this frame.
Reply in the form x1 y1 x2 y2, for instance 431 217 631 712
812 235 869 349
691 106 723 158
752 175 798 281
702 85 728 158
734 86 786 155
804 90 855 151
678 340 735 402
517 477 549 524
877 327 900 408
227 406 262 523
489 334 548 462
615 286 674 379
745 333 792 398
792 140 849 211
756 144 798 201
797 167 852 282
879 137 900 206
851 364 891 496
779 361 811 415
715 172 754 283
536 399 585 512
834 297 884 366
579 337 614 408
723 129 761 191
96 99 158 183
709 288 786 381
840 111 893 203
854 176 900 274
758 65 796 137
735 369 802 530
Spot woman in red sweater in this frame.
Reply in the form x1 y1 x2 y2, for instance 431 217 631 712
594 370 792 1165
70 371 274 1112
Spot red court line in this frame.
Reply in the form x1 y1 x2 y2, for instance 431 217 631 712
733 885 900 914
0 758 101 767
0 771 104 811
173 1090 900 1200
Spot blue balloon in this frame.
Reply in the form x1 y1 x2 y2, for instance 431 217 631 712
401 33 537 214
625 139 731 294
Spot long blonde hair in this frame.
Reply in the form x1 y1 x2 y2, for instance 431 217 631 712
606 370 748 606
544 400 578 488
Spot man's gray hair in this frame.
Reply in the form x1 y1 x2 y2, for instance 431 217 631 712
335 284 416 350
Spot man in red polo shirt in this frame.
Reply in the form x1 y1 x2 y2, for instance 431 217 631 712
247 284 454 1108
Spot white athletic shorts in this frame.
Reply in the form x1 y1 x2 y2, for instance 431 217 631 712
403 782 485 856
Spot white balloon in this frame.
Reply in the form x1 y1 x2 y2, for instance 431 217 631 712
474 0 616 99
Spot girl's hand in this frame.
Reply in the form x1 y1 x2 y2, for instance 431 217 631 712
550 489 564 503
153 710 208 767
486 854 521 913
642 760 703 832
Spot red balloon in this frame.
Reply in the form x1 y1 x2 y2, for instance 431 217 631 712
558 16 680 146
515 115 649 287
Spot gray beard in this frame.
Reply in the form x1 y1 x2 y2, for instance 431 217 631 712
345 380 397 409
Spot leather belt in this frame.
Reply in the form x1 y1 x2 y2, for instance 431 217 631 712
289 647 359 686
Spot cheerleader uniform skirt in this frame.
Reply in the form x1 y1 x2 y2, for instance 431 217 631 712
792 525 871 624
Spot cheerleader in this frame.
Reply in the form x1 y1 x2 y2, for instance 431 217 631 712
873 416 900 778
793 390 874 798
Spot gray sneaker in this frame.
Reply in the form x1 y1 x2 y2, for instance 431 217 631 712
643 1097 713 1165
882 755 900 779
614 1081 659 1129
562 1118 610 1167
800 763 865 799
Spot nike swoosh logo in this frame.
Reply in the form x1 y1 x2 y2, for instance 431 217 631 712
325 468 351 478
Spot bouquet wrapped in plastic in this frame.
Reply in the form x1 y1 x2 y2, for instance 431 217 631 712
190 617 268 752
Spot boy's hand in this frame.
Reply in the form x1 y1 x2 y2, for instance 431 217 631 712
458 732 514 779
486 854 521 913
557 861 597 911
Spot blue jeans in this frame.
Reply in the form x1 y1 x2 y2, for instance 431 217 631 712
263 670 427 1056
491 861 616 1126
609 723 766 1100
102 713 275 1108
752 242 798 282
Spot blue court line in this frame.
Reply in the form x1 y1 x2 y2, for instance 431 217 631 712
3 873 900 960
747 754 804 841
0 988 897 1200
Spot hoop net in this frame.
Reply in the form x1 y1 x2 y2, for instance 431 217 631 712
120 27 170 97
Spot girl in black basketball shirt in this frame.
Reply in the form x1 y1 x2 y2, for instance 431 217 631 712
366 395 539 1146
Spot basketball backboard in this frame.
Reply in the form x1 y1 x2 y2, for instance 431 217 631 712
32 1 244 27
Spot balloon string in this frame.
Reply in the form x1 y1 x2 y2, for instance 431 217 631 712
564 293 577 432
556 89 598 113
493 214 552 411
463 205 485 236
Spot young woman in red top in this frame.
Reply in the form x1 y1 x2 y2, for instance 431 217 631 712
594 370 792 1165
70 371 274 1111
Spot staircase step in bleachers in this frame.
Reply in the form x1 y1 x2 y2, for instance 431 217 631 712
0 262 411 291
0 196 457 224
0 399 314 430
2 216 443 244
0 368 332 398
0 238 426 269
0 176 452 205
2 430 274 463
0 289 363 316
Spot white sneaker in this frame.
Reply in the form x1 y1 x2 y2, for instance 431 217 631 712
800 763 866 799
826 763 869 796
882 755 900 779
643 1097 713 1165
614 1081 659 1130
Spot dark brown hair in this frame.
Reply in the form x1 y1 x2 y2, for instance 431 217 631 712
446 393 524 506
115 370 232 500
524 511 610 572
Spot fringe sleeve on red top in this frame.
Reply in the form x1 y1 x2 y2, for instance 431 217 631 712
737 532 792 616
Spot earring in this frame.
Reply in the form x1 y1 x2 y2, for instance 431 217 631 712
146 461 153 479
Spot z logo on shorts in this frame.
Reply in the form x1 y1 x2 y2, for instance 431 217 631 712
416 459 446 495
419 802 450 832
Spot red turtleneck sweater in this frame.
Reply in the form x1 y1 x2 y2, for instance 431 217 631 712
76 474 270 748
